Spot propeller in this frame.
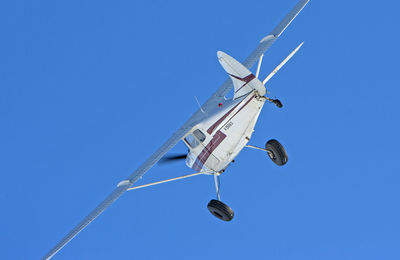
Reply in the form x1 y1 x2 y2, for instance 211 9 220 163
158 153 187 164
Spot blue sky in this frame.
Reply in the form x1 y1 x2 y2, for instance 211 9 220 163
1 0 400 259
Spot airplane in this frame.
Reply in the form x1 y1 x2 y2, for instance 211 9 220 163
44 0 310 258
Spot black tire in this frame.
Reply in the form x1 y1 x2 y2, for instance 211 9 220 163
207 199 234 222
265 139 288 166
272 99 283 108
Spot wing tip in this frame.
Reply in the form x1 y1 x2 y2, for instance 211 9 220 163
217 50 227 59
270 0 310 37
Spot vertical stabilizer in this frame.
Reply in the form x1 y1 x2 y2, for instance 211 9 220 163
217 51 266 99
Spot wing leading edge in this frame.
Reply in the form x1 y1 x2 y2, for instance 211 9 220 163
214 0 309 99
43 124 194 260
44 0 309 258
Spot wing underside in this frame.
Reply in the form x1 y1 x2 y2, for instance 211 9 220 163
44 0 309 258
214 0 309 98
43 124 194 259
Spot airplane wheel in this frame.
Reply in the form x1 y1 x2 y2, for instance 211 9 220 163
265 139 288 166
207 199 234 222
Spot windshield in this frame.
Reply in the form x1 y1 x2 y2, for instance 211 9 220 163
184 133 199 148
193 129 206 142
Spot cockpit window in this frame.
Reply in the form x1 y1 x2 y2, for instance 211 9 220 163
184 133 199 148
184 129 207 148
193 129 206 142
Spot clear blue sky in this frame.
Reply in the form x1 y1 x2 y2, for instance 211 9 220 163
1 0 400 259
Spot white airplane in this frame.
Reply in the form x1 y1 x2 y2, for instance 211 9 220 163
44 0 309 258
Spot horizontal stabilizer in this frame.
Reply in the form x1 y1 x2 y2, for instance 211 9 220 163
217 51 266 99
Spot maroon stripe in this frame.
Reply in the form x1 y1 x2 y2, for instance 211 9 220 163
208 94 255 135
207 102 241 134
192 159 203 172
229 73 256 94
229 73 255 84
199 130 226 164
192 131 226 171
231 95 255 117
193 95 256 171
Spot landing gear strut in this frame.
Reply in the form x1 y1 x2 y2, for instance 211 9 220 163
246 139 288 166
207 173 234 221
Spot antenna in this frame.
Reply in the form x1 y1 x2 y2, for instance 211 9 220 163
194 96 205 114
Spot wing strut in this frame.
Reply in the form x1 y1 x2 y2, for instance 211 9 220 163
43 124 193 260
127 170 215 191
255 54 264 78
262 42 304 85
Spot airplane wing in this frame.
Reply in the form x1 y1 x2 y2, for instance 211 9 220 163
44 0 309 259
43 123 195 260
213 0 310 99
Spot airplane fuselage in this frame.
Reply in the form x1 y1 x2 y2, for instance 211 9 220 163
184 91 266 172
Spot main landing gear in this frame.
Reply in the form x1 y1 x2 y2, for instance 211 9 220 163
207 199 234 222
246 139 288 166
127 139 287 222
126 170 234 221
207 139 288 221
265 97 283 108
265 139 288 166
207 173 234 221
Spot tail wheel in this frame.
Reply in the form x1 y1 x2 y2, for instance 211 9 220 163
207 199 234 222
265 139 288 166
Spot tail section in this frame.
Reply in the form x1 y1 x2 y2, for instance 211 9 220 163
217 51 266 99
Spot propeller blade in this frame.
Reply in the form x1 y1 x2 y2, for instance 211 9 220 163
158 154 187 164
